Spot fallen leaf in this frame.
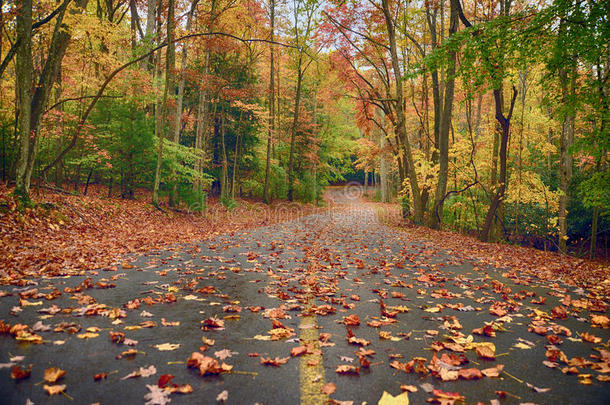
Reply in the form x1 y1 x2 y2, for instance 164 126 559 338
144 384 171 405
377 390 409 405
321 382 337 395
11 364 32 380
481 364 504 377
43 384 66 396
260 356 289 366
216 390 228 402
581 332 602 343
154 343 181 351
43 367 66 383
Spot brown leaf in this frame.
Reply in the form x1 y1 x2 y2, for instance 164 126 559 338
481 364 504 377
476 345 496 360
581 332 602 343
260 356 289 366
321 382 336 395
343 314 360 326
10 364 32 380
335 364 359 375
291 346 308 357
43 367 66 383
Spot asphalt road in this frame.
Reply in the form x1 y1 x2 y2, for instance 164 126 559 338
0 186 608 404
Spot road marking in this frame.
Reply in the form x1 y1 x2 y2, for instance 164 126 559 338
299 313 328 405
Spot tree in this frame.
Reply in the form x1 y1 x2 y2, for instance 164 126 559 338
153 0 176 207
263 0 275 204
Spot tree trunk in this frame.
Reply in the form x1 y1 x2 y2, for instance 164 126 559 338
380 131 389 203
430 0 458 229
15 0 89 202
480 86 517 242
557 66 575 253
287 68 302 201
381 0 424 223
153 0 176 206
14 0 33 203
143 0 157 70
590 205 599 260
263 0 275 204
220 107 229 200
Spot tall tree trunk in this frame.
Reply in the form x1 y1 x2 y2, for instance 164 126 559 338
287 67 303 201
143 0 157 70
169 0 198 205
153 0 176 206
174 0 198 143
14 0 33 202
194 0 217 195
379 131 389 203
381 0 424 223
220 107 228 200
263 0 275 204
480 86 517 242
430 0 458 229
590 205 599 260
15 0 89 201
557 66 575 253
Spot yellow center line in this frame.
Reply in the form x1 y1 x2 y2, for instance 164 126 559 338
299 312 328 405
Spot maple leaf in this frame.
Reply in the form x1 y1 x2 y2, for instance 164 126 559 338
390 360 414 373
475 345 496 360
161 318 180 327
343 314 360 326
457 368 483 380
216 390 229 402
472 324 496 337
581 332 602 343
154 343 181 351
290 346 308 357
43 367 66 383
260 356 289 366
94 373 107 381
201 317 225 330
336 364 360 374
214 349 235 360
481 364 504 377
109 331 125 344
187 352 233 375
77 332 99 339
10 364 32 380
43 384 66 396
144 384 171 405
322 382 337 395
377 390 409 405
551 305 568 319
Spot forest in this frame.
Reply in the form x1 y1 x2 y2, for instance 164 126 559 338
0 0 608 258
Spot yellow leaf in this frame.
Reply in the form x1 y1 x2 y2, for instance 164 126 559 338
43 384 66 396
514 342 533 349
252 335 271 341
378 390 409 405
154 343 181 351
20 300 42 306
77 332 99 339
